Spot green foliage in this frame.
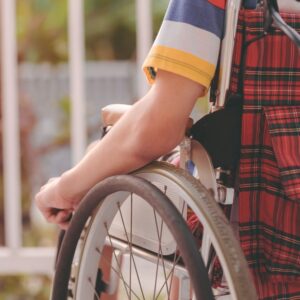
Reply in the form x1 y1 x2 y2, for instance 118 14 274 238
57 96 71 138
17 0 68 63
84 0 137 59
0 275 51 300
17 0 169 63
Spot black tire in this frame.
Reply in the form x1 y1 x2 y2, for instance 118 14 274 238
51 175 214 300
134 161 258 300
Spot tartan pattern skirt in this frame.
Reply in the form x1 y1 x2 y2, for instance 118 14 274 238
230 9 300 299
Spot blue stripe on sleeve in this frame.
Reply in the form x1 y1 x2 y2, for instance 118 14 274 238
164 0 226 39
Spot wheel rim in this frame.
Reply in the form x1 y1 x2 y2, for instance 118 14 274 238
53 175 213 300
134 162 258 300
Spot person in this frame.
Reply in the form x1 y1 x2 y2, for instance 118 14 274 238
35 0 300 299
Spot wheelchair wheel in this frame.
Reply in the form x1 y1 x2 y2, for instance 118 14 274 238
134 161 258 300
51 175 214 300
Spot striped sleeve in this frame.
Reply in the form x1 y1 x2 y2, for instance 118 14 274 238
143 0 226 91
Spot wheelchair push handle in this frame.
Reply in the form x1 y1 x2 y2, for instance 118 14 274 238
214 0 242 110
264 0 300 49
214 0 300 110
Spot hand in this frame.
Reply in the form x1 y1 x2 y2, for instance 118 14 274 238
35 177 78 230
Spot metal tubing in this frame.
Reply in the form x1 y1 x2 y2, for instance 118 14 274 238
215 0 242 109
106 237 189 278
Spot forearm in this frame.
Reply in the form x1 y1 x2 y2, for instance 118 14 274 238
59 116 148 200
35 69 205 230
59 95 181 200
58 70 205 202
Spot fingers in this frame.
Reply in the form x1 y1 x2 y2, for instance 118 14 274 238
43 209 72 230
58 221 71 230
57 210 73 230
34 176 79 230
37 202 73 230
57 210 73 223
48 209 72 224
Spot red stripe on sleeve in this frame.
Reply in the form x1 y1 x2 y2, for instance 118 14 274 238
208 0 226 9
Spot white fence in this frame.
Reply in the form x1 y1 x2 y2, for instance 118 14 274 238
22 61 137 183
19 61 136 109
0 0 152 275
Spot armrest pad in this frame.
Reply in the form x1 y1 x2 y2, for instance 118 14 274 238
101 104 132 127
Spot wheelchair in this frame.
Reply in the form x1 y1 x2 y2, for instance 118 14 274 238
50 104 257 300
51 1 300 299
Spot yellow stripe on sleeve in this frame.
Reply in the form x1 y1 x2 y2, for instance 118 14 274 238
143 45 216 91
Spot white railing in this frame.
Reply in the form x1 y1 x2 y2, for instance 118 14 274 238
68 0 87 164
136 0 152 97
0 0 152 275
19 61 136 106
1 0 23 259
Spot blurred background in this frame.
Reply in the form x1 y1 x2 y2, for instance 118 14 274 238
0 0 169 298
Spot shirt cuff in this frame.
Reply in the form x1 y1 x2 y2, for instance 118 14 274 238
143 45 216 93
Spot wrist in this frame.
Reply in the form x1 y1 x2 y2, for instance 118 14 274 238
58 168 87 206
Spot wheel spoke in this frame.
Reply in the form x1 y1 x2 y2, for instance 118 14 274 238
130 194 133 299
152 210 161 299
87 277 101 300
167 245 179 299
104 222 131 299
164 184 186 300
155 253 183 300
201 228 212 267
153 210 170 298
117 199 146 300
95 246 142 300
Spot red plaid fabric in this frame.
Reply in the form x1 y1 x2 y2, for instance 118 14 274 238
230 9 300 299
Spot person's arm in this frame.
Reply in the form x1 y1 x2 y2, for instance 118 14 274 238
35 70 205 228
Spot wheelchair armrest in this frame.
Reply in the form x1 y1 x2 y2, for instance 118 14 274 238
101 103 193 139
101 104 132 127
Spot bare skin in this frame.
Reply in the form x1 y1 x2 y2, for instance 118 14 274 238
35 70 205 229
